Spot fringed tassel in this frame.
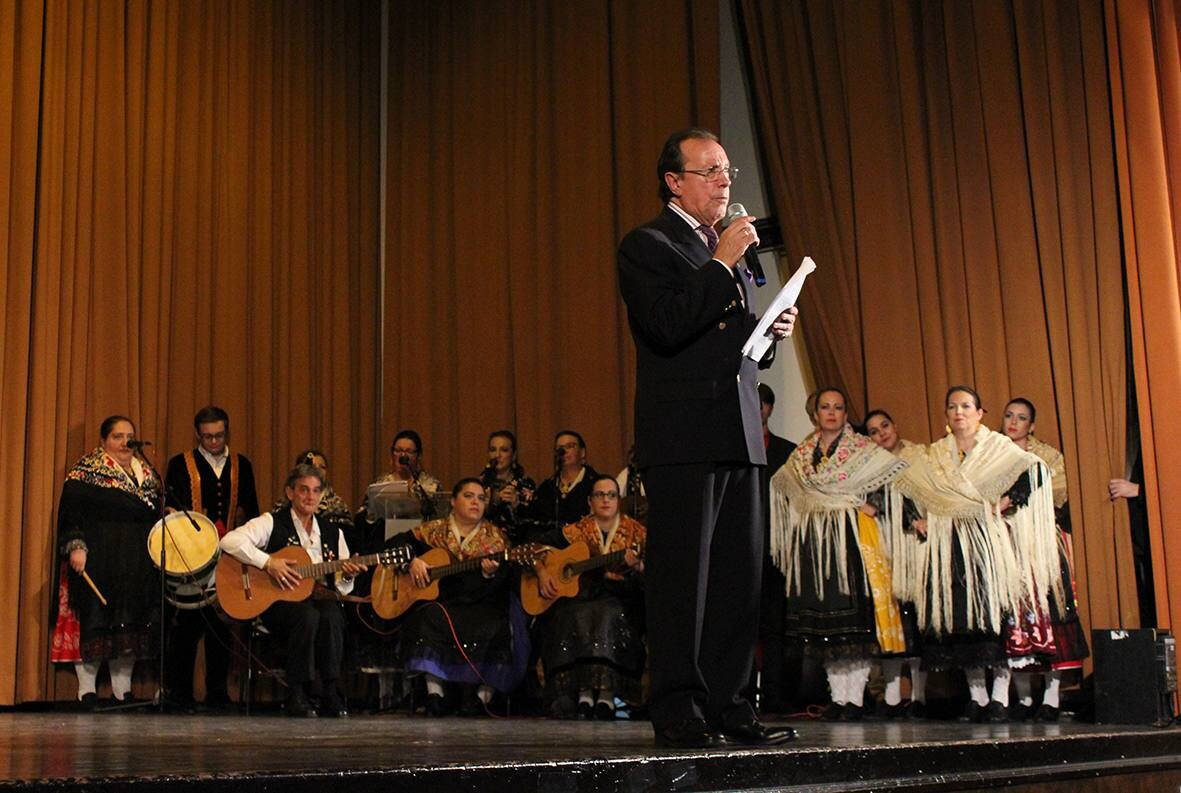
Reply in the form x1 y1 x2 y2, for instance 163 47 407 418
1008 463 1065 617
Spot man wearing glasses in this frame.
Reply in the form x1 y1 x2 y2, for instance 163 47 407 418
163 405 260 711
617 128 797 748
521 431 600 542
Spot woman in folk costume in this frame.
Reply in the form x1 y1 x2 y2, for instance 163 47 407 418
894 386 1062 723
531 475 646 721
770 388 910 720
393 477 530 716
865 409 928 718
50 415 161 708
1001 398 1089 722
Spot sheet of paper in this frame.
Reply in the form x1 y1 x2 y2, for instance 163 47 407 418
742 256 816 362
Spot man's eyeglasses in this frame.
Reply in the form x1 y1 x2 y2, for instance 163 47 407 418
590 491 619 500
200 432 226 442
555 442 580 452
680 165 738 182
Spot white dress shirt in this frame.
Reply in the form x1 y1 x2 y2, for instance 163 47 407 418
219 509 354 595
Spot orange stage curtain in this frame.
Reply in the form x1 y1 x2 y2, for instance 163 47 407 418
0 0 381 704
1106 0 1181 631
738 0 1136 637
383 0 719 486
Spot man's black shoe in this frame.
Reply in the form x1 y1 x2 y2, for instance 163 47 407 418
653 718 727 749
286 687 317 718
320 687 350 718
720 718 797 745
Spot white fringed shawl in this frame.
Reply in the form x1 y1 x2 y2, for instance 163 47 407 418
769 425 908 597
894 427 1061 637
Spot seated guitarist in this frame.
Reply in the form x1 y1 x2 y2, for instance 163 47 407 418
219 464 367 717
531 474 646 720
392 477 529 716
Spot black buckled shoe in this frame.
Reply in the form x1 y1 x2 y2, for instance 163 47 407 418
654 718 727 749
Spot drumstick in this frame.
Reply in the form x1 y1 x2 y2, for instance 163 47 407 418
81 571 108 606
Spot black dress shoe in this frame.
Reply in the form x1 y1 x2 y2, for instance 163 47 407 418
424 693 446 717
594 701 616 721
821 702 844 721
79 692 99 712
903 700 926 720
1034 704 1059 723
959 701 983 722
320 688 350 718
654 718 727 749
839 704 863 722
984 701 1009 723
720 718 798 745
577 701 594 720
286 688 317 718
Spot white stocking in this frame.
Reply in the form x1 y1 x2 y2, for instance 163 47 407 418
1014 672 1035 707
1043 669 1062 708
109 655 136 699
825 662 846 705
881 658 904 706
74 661 100 698
848 660 871 707
909 659 928 703
965 667 989 707
990 665 1011 706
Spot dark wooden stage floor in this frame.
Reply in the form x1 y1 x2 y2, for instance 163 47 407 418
3 710 1181 792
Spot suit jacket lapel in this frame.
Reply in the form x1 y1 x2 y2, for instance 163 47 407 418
657 207 712 269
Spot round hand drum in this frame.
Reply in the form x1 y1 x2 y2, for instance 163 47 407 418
147 511 220 609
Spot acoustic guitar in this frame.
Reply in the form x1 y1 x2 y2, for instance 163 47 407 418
519 540 642 616
216 545 410 620
370 545 538 620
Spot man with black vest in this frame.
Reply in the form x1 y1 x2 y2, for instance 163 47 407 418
219 464 366 717
163 405 260 710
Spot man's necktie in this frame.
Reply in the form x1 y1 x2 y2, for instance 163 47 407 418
701 224 744 308
699 224 719 252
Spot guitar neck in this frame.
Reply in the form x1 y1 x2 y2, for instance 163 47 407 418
297 551 384 580
429 550 507 582
569 548 628 576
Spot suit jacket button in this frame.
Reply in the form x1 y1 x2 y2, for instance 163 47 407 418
717 321 727 330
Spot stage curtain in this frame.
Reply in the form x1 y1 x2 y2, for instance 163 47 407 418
738 0 1135 634
382 0 719 485
1106 0 1181 631
0 0 381 704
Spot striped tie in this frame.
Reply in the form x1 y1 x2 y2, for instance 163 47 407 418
699 224 719 252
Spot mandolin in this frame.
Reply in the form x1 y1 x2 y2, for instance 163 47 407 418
370 545 538 620
519 540 642 616
216 545 410 620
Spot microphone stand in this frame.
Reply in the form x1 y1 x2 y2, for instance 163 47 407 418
552 450 563 534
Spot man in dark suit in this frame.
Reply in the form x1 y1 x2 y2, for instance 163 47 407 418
617 128 798 747
755 382 796 713
163 405 260 710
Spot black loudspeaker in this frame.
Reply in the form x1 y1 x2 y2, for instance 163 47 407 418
1092 628 1176 726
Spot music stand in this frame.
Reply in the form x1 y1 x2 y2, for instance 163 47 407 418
366 481 450 539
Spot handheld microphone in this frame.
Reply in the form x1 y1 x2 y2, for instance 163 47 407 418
127 440 152 450
723 202 766 287
398 454 411 467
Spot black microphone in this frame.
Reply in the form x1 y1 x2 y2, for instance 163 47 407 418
723 202 766 287
398 454 411 467
127 440 152 450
